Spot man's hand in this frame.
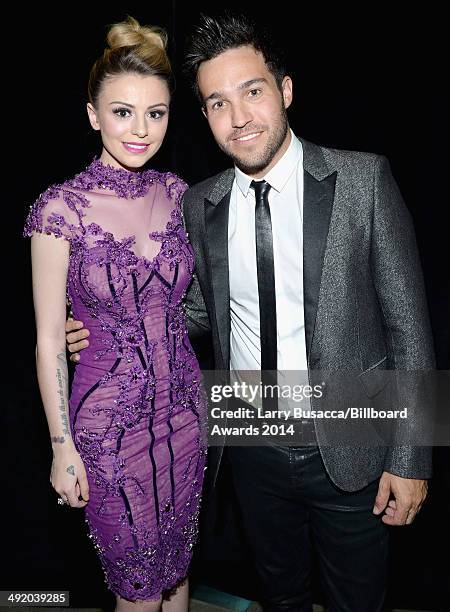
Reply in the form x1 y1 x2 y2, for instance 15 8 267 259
373 471 428 525
65 319 90 363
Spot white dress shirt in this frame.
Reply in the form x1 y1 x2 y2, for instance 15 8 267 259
228 130 308 376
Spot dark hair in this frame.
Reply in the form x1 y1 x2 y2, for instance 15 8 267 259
184 13 287 102
89 15 173 107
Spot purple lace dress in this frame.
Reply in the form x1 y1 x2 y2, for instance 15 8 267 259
24 158 207 601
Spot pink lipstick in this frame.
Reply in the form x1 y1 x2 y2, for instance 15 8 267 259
122 142 150 154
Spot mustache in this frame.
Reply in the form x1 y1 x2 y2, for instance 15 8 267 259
227 125 266 142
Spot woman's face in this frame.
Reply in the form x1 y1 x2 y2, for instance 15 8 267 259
87 73 170 171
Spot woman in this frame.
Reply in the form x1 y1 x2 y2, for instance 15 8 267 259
24 16 207 611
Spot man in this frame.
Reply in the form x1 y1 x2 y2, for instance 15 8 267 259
67 14 435 612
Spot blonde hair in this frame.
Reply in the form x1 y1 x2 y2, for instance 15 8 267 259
88 15 172 106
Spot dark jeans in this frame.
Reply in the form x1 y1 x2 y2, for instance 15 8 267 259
227 443 388 612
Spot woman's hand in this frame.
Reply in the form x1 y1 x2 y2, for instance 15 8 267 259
50 447 90 508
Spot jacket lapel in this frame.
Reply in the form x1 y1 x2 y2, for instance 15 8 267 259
202 141 336 369
204 169 234 368
301 139 337 361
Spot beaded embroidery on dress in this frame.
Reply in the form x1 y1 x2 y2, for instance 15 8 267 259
24 157 207 601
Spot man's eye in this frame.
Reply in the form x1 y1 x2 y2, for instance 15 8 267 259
249 89 261 97
113 108 131 118
212 101 225 111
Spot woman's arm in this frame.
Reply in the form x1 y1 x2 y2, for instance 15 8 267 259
31 233 89 508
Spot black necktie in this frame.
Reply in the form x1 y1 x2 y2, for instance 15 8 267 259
251 180 277 376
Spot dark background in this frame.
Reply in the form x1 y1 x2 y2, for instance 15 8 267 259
5 2 449 610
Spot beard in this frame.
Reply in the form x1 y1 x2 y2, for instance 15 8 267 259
218 103 289 175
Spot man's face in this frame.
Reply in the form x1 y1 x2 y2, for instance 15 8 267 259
197 45 293 177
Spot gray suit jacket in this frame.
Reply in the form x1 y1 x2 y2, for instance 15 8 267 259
182 138 435 491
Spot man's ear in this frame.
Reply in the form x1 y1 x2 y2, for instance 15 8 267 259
281 76 293 110
86 102 101 131
201 105 207 118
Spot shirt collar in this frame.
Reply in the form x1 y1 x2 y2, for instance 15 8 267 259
234 128 302 197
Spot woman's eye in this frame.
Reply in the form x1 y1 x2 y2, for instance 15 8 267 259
113 108 131 118
112 108 166 120
148 110 166 119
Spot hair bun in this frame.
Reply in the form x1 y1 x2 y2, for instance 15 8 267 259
88 15 172 106
107 15 167 54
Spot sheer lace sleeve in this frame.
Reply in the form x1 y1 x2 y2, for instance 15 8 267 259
23 185 87 242
165 174 188 209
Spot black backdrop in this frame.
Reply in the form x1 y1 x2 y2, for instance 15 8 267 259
5 3 449 610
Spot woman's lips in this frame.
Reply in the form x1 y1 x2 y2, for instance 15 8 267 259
122 142 150 154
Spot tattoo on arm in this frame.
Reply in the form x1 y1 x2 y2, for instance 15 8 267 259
66 465 75 476
51 436 66 443
56 349 71 438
